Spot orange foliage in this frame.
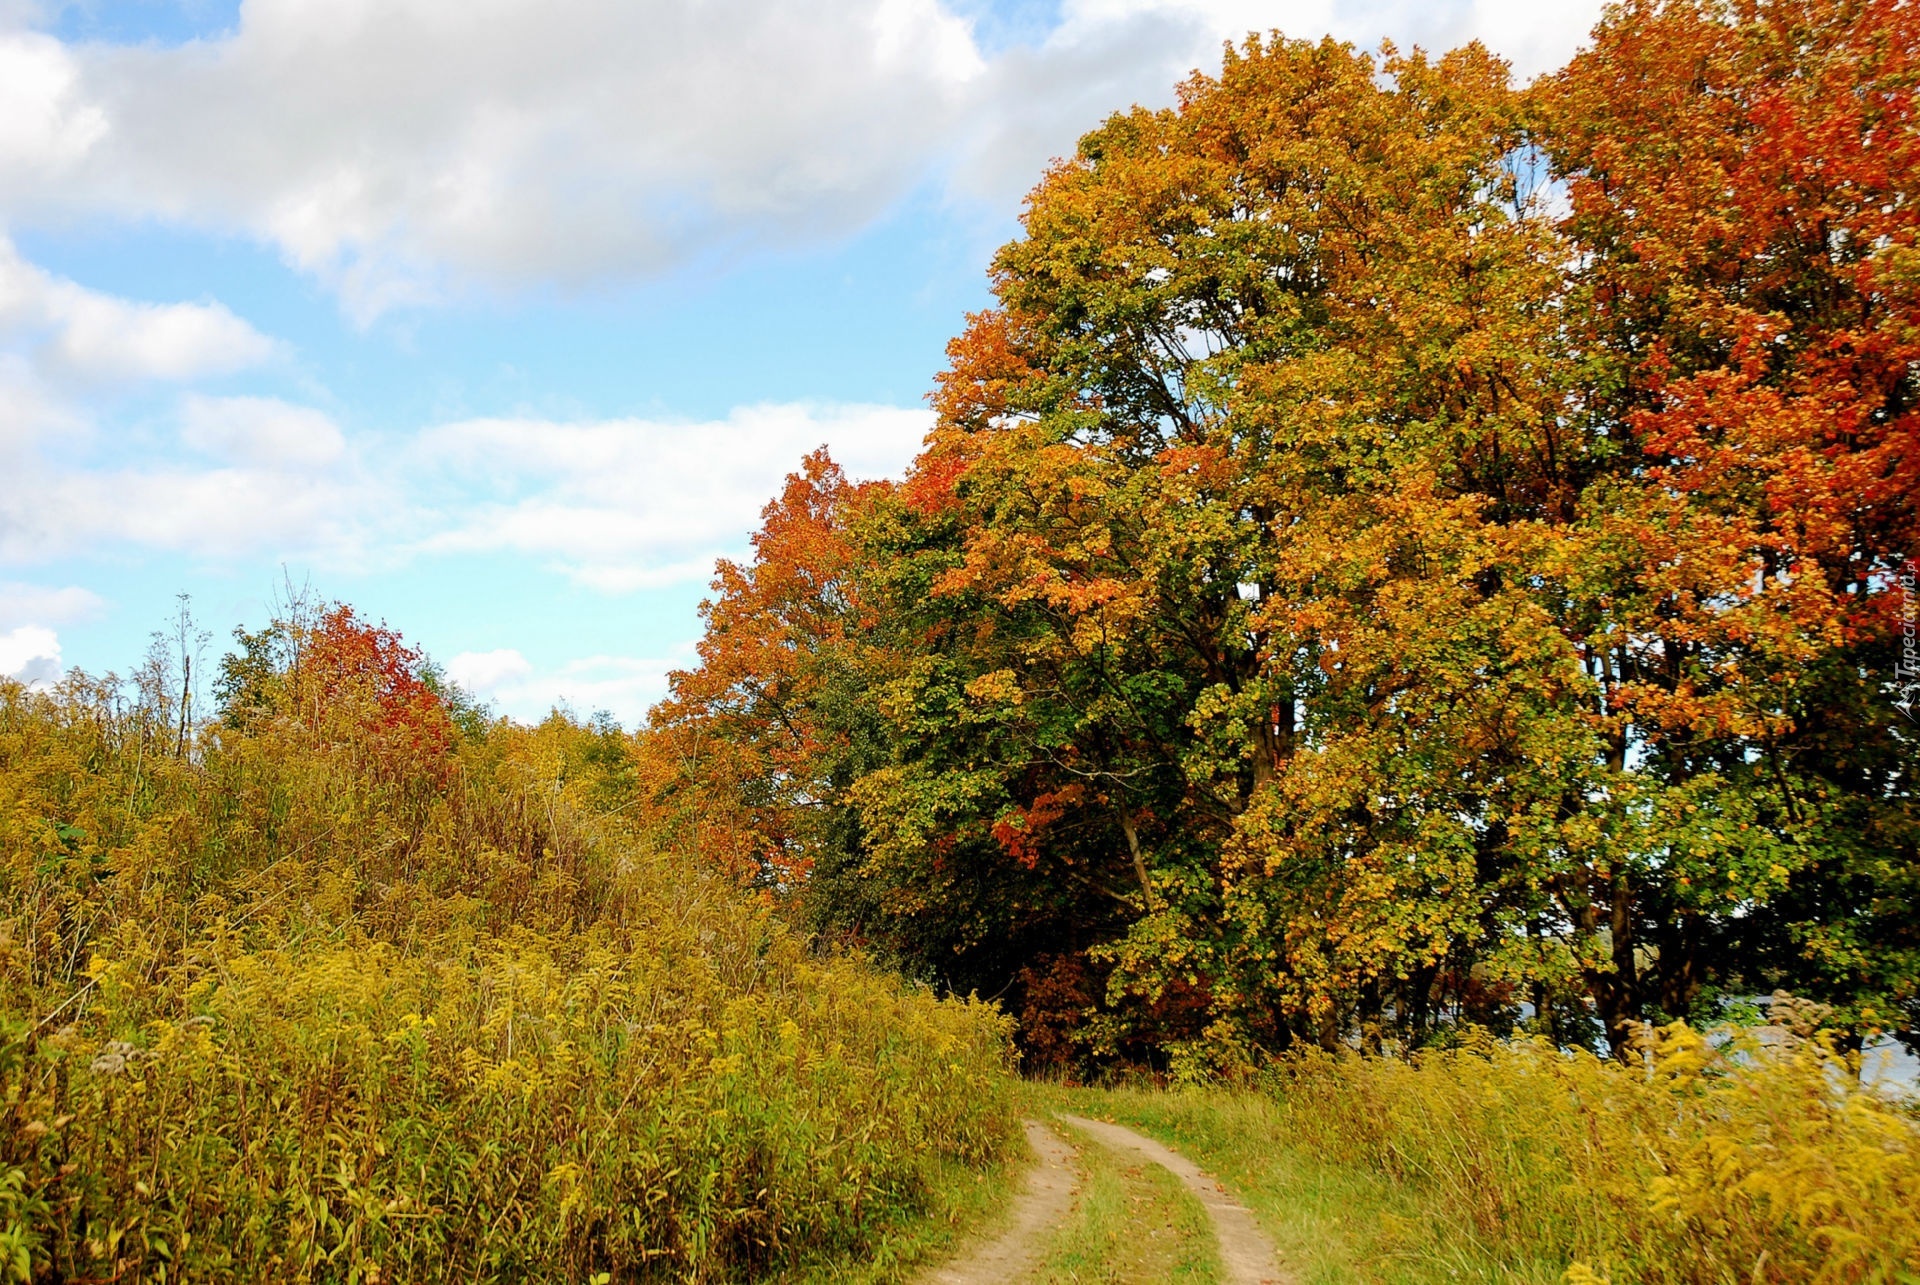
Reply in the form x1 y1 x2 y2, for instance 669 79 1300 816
300 605 454 758
646 450 890 886
648 3 1919 1064
1552 0 1919 663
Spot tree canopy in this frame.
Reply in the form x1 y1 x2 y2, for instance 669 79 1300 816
650 0 1918 1068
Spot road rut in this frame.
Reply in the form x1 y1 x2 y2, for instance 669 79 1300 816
1054 1114 1289 1285
919 1120 1080 1284
918 1113 1291 1284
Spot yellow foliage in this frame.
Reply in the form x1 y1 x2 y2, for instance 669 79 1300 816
1271 1026 1920 1284
0 675 1016 1280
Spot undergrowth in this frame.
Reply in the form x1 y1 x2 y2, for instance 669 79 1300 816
0 609 1016 1282
1274 1026 1920 1283
1057 1023 1918 1283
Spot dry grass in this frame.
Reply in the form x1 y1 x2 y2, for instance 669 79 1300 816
0 663 1017 1282
1274 1027 1920 1284
1050 1028 1920 1284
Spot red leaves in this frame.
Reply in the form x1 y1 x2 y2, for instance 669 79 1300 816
992 786 1087 869
647 450 891 886
300 605 455 766
1555 0 1920 619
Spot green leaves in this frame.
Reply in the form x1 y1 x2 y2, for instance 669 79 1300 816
660 4 1918 1067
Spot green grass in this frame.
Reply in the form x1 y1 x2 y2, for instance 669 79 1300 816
1028 1084 1562 1285
789 1148 1024 1284
1022 1118 1219 1284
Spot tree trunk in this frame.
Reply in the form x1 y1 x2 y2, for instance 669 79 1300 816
1595 873 1641 1059
1119 811 1156 909
1249 687 1293 795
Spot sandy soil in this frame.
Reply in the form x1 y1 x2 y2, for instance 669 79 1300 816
1053 1114 1290 1285
918 1113 1291 1285
919 1119 1081 1284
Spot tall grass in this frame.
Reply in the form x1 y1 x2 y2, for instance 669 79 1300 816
1273 1026 1919 1283
0 635 1015 1282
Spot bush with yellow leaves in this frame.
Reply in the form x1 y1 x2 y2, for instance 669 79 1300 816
0 632 1015 1283
1273 1022 1919 1283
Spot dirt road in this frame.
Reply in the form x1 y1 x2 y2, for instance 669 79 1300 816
919 1114 1289 1284
920 1120 1081 1284
1057 1114 1288 1285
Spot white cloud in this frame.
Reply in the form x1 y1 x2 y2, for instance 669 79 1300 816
445 646 533 694
0 390 396 564
415 401 929 589
25 465 368 558
532 653 682 725
951 0 1601 205
180 394 346 468
0 31 106 175
0 243 370 566
1467 0 1605 81
0 384 922 588
0 234 276 383
0 578 94 688
0 0 990 318
0 580 103 629
473 649 691 726
1061 0 1595 79
0 349 83 454
0 0 1605 315
0 622 61 686
444 644 689 725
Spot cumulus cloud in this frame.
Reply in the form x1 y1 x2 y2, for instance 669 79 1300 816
180 394 347 468
415 401 930 590
445 647 533 695
0 385 923 589
0 580 104 629
0 0 1605 315
0 235 276 382
0 247 370 565
0 622 62 685
0 31 105 175
0 0 989 318
0 584 97 694
19 465 371 560
954 0 1601 203
448 648 691 726
0 391 395 564
1054 0 1595 77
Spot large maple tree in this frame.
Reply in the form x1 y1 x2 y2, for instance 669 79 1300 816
652 0 1918 1065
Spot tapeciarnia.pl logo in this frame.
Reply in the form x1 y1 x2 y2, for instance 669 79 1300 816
1896 558 1919 727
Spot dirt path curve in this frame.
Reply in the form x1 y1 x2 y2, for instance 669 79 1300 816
919 1119 1080 1284
1056 1113 1290 1285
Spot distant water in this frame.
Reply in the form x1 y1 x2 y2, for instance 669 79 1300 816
1739 995 1919 1096
1508 998 1919 1095
1862 1035 1920 1093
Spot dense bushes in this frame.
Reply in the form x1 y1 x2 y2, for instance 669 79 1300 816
0 610 1014 1281
1274 1027 1920 1283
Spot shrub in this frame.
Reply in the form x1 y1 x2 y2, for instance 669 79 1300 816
1273 1026 1920 1283
0 619 1016 1282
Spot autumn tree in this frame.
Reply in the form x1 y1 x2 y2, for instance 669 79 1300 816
658 0 1918 1066
1543 0 1920 1042
645 452 890 887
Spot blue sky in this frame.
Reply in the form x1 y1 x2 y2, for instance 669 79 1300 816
0 0 1603 724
